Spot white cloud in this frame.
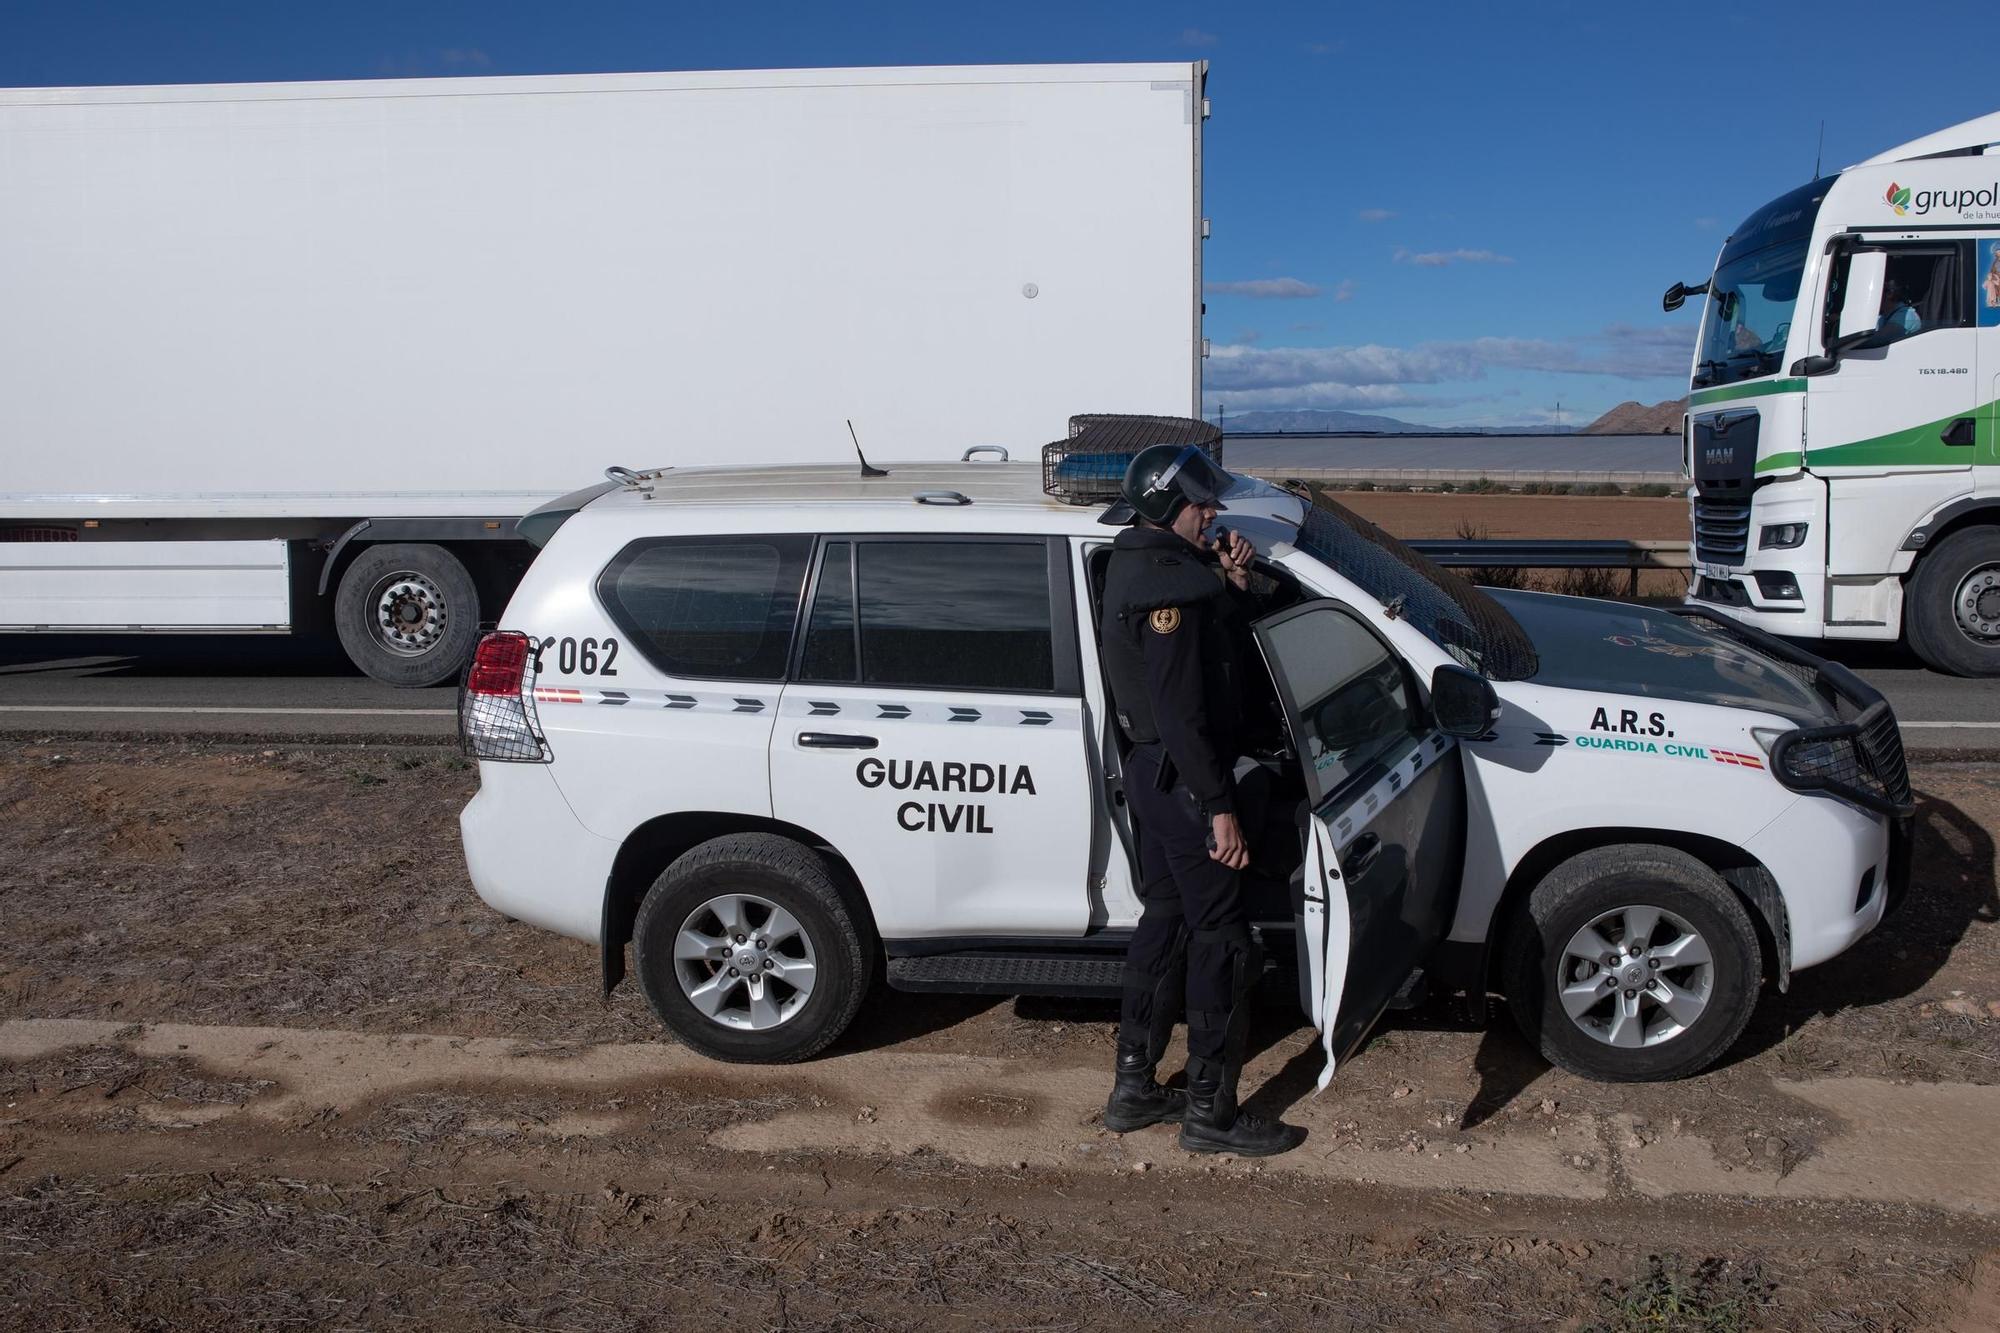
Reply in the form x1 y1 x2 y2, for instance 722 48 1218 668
1204 277 1321 299
1180 27 1219 46
1356 208 1396 223
1393 247 1516 267
1331 279 1356 302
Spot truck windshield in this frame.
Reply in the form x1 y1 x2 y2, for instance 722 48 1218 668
1691 243 1806 388
1689 177 1830 390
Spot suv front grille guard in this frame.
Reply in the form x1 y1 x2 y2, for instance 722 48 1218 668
1668 607 1914 820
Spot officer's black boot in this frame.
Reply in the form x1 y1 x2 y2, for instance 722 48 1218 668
1177 1056 1305 1157
1103 1040 1186 1132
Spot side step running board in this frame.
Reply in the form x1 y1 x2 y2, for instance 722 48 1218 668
885 952 1127 998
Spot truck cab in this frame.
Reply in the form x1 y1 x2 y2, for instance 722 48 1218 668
1674 110 2000 675
459 427 1911 1086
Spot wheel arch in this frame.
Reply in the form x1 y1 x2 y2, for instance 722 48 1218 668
1900 498 2000 564
599 811 877 995
1475 826 1789 1002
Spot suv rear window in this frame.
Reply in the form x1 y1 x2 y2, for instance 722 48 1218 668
597 535 813 680
801 540 1057 693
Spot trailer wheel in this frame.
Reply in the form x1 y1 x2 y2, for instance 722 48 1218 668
1503 845 1760 1082
1906 528 2000 677
632 833 872 1064
333 543 481 687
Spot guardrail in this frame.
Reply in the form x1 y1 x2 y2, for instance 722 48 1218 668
1277 466 1685 487
1409 539 1692 596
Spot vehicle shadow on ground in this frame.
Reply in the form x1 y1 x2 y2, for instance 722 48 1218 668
1723 785 1998 1068
0 633 366 680
1243 788 1999 1121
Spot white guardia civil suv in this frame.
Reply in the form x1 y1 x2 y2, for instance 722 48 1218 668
458 434 1913 1086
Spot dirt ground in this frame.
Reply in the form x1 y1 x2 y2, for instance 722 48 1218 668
1333 492 1690 543
4 742 2000 1330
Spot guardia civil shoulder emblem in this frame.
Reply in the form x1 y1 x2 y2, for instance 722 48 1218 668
1149 607 1181 634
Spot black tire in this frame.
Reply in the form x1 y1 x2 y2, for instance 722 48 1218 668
333 543 481 687
632 833 873 1064
1905 528 2000 677
1502 845 1761 1082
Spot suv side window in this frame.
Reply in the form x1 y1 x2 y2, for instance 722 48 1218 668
597 535 813 680
801 539 1057 692
1263 605 1417 796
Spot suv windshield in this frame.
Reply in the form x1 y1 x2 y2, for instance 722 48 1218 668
1692 243 1806 388
1293 493 1539 681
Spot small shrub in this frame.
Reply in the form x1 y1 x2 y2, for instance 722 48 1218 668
1462 476 1497 494
1586 1254 1775 1333
1520 482 1545 495
1549 567 1623 599
1348 480 1376 492
1384 483 1412 493
1628 482 1674 498
1549 482 1573 495
1435 480 1457 493
1581 481 1624 497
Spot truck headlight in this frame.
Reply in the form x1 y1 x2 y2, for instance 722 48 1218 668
1759 522 1809 550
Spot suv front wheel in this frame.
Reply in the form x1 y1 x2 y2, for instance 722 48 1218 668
632 833 873 1063
1503 844 1761 1082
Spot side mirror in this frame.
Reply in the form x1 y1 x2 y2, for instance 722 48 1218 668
1836 250 1887 343
1661 278 1708 314
1430 664 1499 739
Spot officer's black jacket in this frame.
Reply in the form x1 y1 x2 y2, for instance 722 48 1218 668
1099 525 1260 815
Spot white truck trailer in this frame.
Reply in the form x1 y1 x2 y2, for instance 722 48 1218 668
1668 110 2000 675
0 63 1209 684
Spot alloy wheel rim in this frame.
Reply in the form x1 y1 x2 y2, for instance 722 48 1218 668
674 892 817 1031
1557 903 1714 1049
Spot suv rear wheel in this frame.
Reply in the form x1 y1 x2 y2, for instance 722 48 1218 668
1503 845 1761 1082
632 833 872 1063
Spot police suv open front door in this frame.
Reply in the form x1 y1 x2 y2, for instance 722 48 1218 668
1252 601 1464 1088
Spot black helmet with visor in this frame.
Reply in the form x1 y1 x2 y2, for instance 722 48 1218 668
1105 442 1232 526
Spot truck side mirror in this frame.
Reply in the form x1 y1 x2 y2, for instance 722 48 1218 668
1430 664 1499 739
1835 250 1887 344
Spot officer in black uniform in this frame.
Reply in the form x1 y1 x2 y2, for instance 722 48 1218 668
1097 443 1306 1157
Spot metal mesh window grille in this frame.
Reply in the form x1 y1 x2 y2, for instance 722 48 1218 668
1296 494 1540 681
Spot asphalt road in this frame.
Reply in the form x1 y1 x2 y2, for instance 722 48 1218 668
2 631 1998 754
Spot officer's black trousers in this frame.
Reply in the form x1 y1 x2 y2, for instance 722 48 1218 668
1118 743 1276 1068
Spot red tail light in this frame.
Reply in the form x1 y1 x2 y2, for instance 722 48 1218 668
460 631 549 763
468 632 531 695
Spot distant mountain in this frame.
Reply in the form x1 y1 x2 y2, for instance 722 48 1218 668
1582 399 1687 434
1219 408 1580 436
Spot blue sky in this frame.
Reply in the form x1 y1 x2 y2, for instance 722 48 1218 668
5 1 1993 427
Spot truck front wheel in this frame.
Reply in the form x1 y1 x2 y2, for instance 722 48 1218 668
632 833 873 1063
333 543 481 687
1502 845 1761 1082
1906 528 2000 677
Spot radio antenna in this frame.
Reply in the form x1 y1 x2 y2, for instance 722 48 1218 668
847 419 888 478
1813 119 1825 180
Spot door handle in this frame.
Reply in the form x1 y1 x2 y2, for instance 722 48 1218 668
797 732 878 750
1942 418 1978 447
1341 831 1382 878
